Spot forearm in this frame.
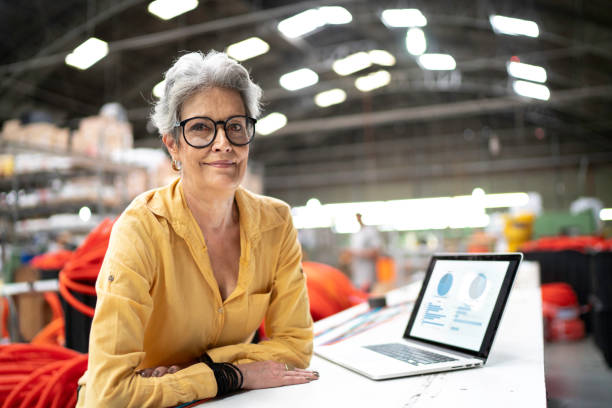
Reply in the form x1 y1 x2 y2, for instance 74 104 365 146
83 360 217 407
207 331 313 368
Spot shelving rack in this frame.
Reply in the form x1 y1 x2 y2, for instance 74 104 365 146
0 138 148 272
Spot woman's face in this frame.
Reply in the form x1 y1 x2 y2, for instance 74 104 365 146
164 87 250 195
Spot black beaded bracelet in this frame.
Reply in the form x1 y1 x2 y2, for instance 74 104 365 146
198 353 243 396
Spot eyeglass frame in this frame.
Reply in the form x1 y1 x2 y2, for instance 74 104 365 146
173 115 257 149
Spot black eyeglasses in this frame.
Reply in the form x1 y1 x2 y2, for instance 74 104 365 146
174 115 257 148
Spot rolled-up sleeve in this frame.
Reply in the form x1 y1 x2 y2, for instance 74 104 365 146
82 214 218 407
208 207 313 368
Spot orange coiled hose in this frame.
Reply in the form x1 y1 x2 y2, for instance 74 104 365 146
58 218 115 318
0 344 83 407
1 220 115 407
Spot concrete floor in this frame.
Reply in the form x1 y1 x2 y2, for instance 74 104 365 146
545 336 612 408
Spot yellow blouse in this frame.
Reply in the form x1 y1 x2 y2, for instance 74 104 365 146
77 178 313 407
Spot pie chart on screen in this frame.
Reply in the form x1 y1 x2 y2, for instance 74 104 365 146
469 273 487 299
437 273 453 296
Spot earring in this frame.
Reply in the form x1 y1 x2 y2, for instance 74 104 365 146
171 159 182 172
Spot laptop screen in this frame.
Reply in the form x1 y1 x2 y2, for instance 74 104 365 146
404 254 521 357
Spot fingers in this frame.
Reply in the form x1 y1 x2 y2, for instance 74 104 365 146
280 363 319 383
283 369 319 381
138 366 170 378
167 365 181 374
137 368 155 377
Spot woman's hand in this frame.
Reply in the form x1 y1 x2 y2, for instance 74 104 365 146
237 361 319 389
137 359 197 377
137 359 320 390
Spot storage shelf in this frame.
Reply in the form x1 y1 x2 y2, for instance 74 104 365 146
0 169 112 192
0 200 121 221
0 139 145 173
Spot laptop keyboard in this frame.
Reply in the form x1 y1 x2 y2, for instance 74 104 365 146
364 343 457 366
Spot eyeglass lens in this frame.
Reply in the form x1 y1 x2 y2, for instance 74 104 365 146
184 116 253 147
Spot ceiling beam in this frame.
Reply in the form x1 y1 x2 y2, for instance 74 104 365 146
265 151 612 191
267 85 612 137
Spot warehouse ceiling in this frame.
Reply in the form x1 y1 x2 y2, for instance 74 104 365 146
1 0 612 205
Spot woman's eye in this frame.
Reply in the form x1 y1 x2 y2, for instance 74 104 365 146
229 123 243 132
191 123 210 132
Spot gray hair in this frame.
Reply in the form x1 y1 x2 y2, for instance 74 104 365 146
150 50 263 139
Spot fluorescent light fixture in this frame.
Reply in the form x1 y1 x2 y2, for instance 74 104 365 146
226 37 270 61
600 208 612 221
332 52 372 76
315 88 347 107
512 80 550 100
320 6 352 24
65 37 108 70
355 70 391 92
279 68 319 91
489 14 539 38
153 80 165 98
368 50 396 66
277 9 325 38
406 27 427 55
418 53 456 70
506 61 547 83
148 0 198 20
256 112 287 135
278 7 352 38
381 9 427 28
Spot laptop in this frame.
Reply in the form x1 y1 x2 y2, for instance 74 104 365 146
315 253 523 380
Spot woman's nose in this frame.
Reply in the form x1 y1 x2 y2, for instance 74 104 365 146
211 125 232 151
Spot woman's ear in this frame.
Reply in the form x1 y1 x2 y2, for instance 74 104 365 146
162 134 178 157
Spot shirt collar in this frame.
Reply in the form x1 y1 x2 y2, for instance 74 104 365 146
145 177 285 243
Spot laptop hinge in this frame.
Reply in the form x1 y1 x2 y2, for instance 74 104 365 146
407 338 484 361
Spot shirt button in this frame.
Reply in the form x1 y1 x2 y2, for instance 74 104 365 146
218 307 223 313
108 275 114 282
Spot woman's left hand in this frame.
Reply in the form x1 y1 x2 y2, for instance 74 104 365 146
137 359 196 377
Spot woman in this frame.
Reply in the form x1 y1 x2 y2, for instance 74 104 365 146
77 51 317 407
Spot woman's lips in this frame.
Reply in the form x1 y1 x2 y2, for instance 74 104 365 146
203 160 236 168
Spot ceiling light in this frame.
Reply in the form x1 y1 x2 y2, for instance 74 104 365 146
226 37 270 61
278 9 325 38
278 7 352 39
418 54 456 70
332 52 372 76
355 70 391 92
600 208 612 221
380 9 427 28
506 61 547 83
65 37 109 70
79 206 92 222
279 68 319 91
153 80 165 98
148 0 198 20
256 112 287 135
512 80 550 100
406 27 427 55
314 88 347 107
489 15 539 38
320 6 352 24
368 50 396 66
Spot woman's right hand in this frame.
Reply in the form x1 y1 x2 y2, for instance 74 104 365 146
237 361 319 389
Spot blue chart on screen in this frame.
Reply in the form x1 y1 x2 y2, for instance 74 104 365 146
469 273 487 299
437 273 453 296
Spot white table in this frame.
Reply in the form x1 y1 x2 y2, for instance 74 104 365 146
200 262 546 407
